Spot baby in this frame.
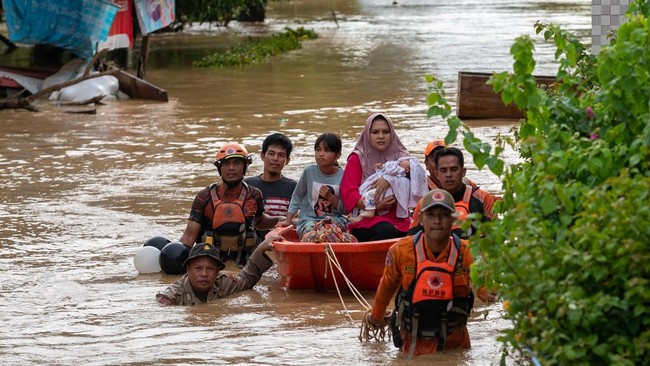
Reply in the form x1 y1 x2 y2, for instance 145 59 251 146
350 157 427 223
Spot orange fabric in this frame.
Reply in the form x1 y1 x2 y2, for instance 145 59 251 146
210 184 258 231
426 176 440 190
471 187 497 220
451 184 472 232
409 184 493 231
370 235 475 356
411 234 458 303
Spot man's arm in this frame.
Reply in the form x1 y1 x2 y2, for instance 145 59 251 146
369 243 404 322
179 220 201 248
255 214 283 230
218 236 279 297
156 276 187 305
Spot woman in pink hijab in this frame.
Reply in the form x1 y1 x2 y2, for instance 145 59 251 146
341 113 411 242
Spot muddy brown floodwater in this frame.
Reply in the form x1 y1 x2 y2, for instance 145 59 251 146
0 0 590 364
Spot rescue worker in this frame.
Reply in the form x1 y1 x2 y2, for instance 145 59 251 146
423 140 477 190
365 189 488 358
179 142 284 266
410 147 497 238
156 236 281 306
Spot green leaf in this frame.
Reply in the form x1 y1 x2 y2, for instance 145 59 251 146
427 93 440 106
539 195 558 215
520 123 536 139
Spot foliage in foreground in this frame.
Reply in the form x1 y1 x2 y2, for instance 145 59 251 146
427 1 649 364
193 27 318 68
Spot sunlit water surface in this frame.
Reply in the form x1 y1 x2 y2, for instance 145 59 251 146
0 0 590 364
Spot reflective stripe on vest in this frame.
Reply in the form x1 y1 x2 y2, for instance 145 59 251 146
427 176 440 190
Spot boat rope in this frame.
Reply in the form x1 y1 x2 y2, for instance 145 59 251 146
322 243 393 343
323 243 372 317
359 309 392 342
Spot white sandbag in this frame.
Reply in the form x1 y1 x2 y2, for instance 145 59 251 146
41 58 87 90
55 75 120 102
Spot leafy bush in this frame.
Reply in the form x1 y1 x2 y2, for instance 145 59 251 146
427 1 649 364
193 27 318 67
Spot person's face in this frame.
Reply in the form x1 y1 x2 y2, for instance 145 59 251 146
424 147 444 177
425 154 437 177
187 256 220 293
368 119 391 151
315 141 340 168
220 158 246 184
435 155 466 193
261 144 289 176
420 207 455 243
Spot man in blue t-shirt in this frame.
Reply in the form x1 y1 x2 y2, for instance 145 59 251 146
245 133 297 239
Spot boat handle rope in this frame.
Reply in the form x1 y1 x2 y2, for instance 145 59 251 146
323 243 393 343
323 243 372 320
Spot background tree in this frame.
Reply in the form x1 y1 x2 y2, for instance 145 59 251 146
175 0 268 27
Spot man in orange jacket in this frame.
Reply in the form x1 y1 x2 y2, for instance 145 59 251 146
410 146 498 238
365 189 488 358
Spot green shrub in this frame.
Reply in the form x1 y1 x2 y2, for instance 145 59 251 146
427 1 649 364
194 27 318 67
176 0 267 27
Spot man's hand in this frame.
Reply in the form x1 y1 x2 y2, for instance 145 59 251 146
365 311 389 328
257 235 283 252
157 295 174 306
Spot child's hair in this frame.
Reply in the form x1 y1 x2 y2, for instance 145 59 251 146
314 132 342 154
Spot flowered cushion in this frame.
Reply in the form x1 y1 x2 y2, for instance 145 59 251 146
300 216 358 243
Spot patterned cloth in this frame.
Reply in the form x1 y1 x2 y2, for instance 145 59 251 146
3 0 118 59
300 216 358 243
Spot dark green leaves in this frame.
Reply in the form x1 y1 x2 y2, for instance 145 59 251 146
427 3 650 365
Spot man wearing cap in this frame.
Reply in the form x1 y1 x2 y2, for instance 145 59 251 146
156 235 282 306
410 146 496 238
179 142 284 267
363 189 488 358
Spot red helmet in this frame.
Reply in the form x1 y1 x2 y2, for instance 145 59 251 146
214 143 252 170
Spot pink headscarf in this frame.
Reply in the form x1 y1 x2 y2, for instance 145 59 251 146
350 113 410 180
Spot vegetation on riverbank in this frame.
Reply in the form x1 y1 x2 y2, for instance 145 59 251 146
175 0 268 27
427 0 649 364
194 27 318 68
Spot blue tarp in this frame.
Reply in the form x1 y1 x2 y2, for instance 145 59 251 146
2 0 119 59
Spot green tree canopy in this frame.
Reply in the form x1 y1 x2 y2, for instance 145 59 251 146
427 1 649 364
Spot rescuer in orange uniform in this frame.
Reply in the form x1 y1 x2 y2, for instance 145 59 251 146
365 189 488 358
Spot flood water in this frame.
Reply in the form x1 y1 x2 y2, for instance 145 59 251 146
0 0 591 364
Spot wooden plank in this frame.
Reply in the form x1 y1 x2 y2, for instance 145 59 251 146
114 69 168 102
457 71 555 120
1 65 168 102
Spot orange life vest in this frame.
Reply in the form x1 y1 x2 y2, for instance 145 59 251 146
426 176 440 190
397 232 474 356
451 184 473 236
202 183 257 255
